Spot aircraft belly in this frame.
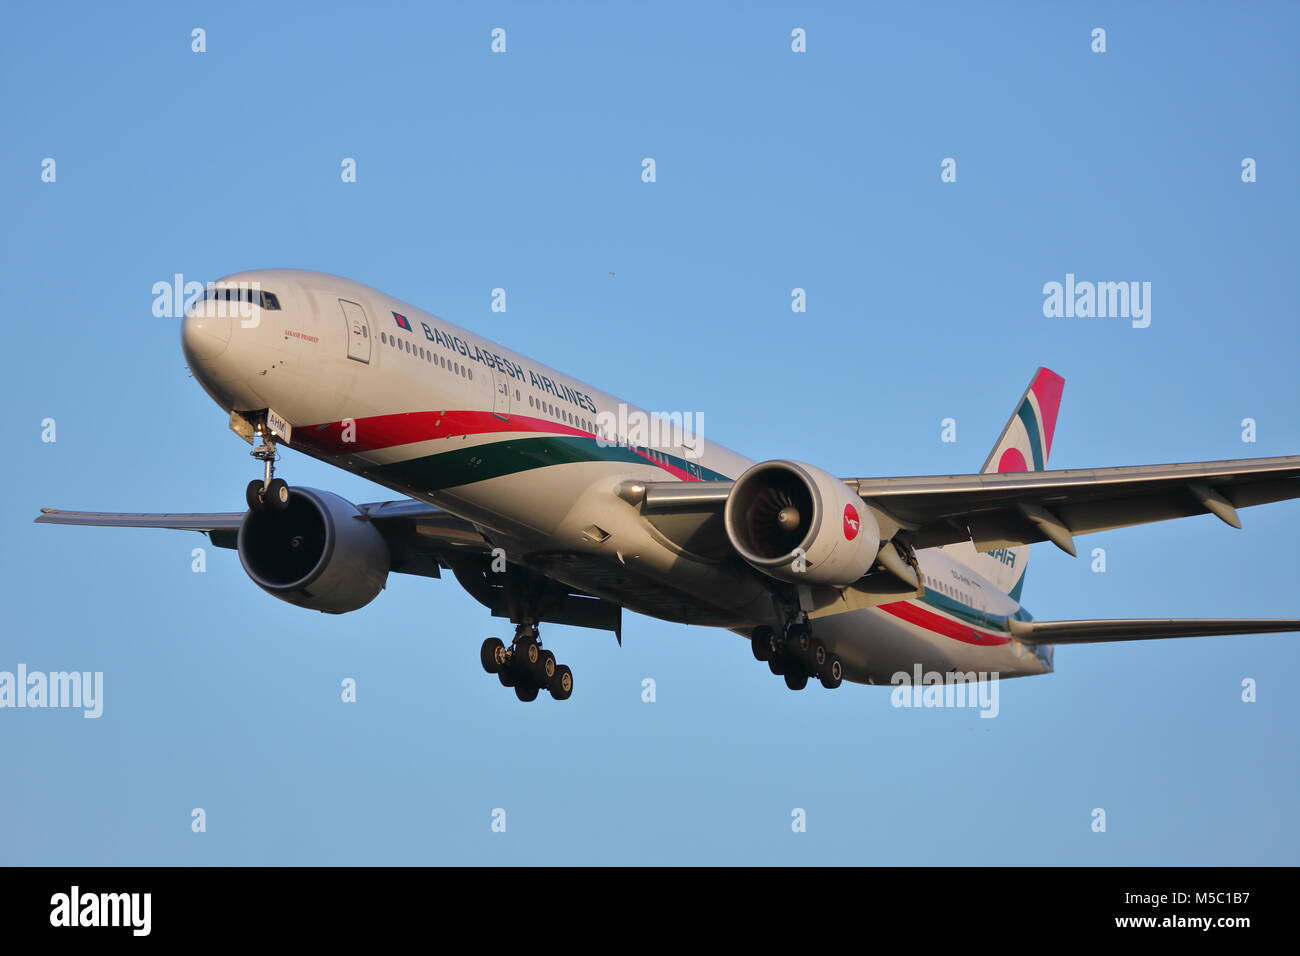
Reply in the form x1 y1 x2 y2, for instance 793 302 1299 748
814 605 1052 685
328 453 776 626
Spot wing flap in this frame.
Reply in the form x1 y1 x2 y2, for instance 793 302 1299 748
1010 617 1300 645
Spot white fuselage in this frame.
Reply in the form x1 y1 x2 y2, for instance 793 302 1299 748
181 270 1051 685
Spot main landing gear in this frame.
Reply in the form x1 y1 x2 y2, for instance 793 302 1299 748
750 616 843 691
245 429 291 512
480 624 574 702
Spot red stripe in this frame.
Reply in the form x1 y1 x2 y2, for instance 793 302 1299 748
295 410 587 454
1030 368 1065 460
293 410 700 481
878 600 1010 646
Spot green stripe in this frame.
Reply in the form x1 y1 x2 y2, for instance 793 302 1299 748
1016 400 1044 471
919 588 1033 632
920 589 1011 633
367 435 731 490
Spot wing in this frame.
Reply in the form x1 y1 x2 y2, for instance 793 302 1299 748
35 499 491 578
34 509 246 531
37 499 623 636
850 454 1300 554
637 455 1300 556
1009 618 1300 645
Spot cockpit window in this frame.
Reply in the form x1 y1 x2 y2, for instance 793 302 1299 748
201 287 281 310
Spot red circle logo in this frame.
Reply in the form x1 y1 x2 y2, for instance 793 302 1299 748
843 504 861 541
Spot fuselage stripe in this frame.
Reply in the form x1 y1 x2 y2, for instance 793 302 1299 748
879 598 1012 646
294 410 731 484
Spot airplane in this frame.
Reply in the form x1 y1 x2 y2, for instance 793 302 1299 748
36 269 1300 701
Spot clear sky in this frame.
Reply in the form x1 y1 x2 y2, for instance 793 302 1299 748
2 1 1297 865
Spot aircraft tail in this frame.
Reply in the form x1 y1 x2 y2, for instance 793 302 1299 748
944 367 1066 601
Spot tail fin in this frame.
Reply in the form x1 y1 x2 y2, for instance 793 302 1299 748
980 367 1066 475
945 368 1066 602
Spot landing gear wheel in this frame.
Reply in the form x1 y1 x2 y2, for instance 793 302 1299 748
248 428 282 513
785 617 812 656
489 623 575 701
751 626 775 662
516 637 540 669
813 642 827 669
820 656 843 689
480 638 506 674
768 656 787 676
784 669 809 691
265 477 291 511
550 664 573 700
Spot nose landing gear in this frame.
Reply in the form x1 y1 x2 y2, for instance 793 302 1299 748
751 616 843 691
480 625 575 702
245 428 291 512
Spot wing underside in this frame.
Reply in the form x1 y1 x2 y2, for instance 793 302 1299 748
35 500 624 634
35 500 492 579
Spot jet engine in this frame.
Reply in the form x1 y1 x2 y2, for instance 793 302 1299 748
238 487 389 613
723 460 880 586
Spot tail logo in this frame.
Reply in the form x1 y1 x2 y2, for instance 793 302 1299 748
843 504 861 541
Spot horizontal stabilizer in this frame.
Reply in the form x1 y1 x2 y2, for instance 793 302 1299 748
1009 617 1300 645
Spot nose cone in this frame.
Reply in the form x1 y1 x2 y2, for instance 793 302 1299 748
181 306 232 361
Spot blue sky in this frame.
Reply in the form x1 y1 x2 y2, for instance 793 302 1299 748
2 1 1297 865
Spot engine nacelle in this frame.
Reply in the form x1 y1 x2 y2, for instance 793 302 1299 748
723 460 880 587
238 487 389 613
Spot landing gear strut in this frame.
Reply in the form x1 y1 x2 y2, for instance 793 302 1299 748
751 616 843 691
480 624 574 702
245 427 290 512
